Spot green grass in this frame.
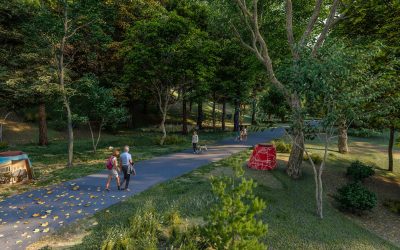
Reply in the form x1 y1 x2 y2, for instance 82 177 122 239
0 130 235 200
302 134 400 177
50 150 397 250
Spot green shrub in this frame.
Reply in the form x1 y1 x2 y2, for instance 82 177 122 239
272 140 292 153
347 161 375 181
383 199 400 214
348 128 381 138
336 182 377 213
101 209 160 250
153 135 187 145
203 164 268 249
48 119 67 131
0 141 9 150
303 153 323 165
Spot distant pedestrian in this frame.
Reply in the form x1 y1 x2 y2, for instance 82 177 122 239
120 145 134 191
242 126 248 141
235 126 242 142
192 131 199 154
105 149 121 191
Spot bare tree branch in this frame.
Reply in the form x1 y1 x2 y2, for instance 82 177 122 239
312 0 340 56
300 0 324 45
285 0 300 60
66 19 95 39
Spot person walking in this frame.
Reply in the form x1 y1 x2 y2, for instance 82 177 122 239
242 126 248 142
192 131 199 154
105 149 121 191
120 145 134 191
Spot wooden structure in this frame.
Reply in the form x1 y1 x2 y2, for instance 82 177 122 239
0 151 33 184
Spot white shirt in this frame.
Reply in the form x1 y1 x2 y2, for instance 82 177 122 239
192 135 199 143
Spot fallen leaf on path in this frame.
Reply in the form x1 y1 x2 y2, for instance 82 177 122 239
33 229 40 233
41 222 48 227
40 215 47 219
43 228 49 233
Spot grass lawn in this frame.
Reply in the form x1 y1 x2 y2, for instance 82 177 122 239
300 133 400 246
0 129 235 201
32 150 398 249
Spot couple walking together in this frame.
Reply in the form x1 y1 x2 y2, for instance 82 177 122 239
105 146 135 191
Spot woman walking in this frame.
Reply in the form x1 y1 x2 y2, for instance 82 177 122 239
105 149 121 191
192 131 199 154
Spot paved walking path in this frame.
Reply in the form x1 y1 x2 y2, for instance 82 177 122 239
0 128 284 249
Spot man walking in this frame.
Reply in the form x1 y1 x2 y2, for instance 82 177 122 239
120 145 133 191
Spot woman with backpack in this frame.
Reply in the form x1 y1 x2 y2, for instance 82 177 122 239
105 149 121 191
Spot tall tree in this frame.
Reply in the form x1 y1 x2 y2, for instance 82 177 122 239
337 0 400 171
122 12 193 144
223 0 344 178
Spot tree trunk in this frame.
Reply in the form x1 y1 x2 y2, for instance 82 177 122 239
189 101 193 112
64 99 74 167
182 98 188 135
338 119 349 153
142 99 148 114
160 111 167 145
221 101 226 132
233 102 240 132
38 103 48 146
59 5 73 168
197 101 203 130
212 92 216 131
251 99 257 125
388 125 395 172
286 97 304 179
128 101 135 128
88 121 103 153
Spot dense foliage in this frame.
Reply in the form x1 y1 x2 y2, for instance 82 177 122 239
336 182 377 213
347 161 375 182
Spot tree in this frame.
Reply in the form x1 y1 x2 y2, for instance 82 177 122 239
283 40 363 218
74 75 127 153
258 86 290 122
337 0 400 171
224 0 344 178
122 12 192 145
0 0 57 146
204 161 267 249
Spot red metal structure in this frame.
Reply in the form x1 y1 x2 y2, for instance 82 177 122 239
248 144 277 170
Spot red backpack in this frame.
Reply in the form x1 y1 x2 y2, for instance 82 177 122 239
106 156 114 170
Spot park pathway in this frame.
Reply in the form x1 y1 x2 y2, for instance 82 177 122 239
0 127 284 249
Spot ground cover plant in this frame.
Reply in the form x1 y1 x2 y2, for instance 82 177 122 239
32 150 397 249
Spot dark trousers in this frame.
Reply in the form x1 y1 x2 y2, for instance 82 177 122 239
121 165 131 188
192 143 197 152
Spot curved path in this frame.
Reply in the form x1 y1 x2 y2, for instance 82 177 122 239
0 128 284 249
